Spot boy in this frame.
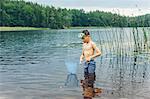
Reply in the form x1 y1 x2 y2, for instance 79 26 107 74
79 30 102 99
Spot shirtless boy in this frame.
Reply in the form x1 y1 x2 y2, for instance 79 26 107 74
79 30 101 99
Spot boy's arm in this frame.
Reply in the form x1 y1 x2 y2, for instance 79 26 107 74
91 43 101 59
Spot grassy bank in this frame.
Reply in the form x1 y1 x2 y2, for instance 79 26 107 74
0 27 49 32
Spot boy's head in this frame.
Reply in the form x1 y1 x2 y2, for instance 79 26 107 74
79 30 90 43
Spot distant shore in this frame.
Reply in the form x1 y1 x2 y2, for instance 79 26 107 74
69 26 107 29
0 27 49 32
0 26 109 31
0 26 149 32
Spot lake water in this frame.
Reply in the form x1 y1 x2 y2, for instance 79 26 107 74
0 28 150 99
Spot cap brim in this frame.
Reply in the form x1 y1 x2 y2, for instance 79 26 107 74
78 33 85 39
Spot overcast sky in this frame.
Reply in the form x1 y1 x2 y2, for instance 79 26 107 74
25 0 150 16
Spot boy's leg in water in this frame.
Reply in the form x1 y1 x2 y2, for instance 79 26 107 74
83 61 96 87
82 60 96 99
88 60 96 87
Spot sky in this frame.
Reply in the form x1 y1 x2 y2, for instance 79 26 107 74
25 0 150 16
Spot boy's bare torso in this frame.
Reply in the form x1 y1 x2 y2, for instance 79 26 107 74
83 41 95 61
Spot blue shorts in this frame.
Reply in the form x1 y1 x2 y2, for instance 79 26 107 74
84 60 96 74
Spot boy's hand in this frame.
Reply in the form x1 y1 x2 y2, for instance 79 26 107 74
80 59 83 64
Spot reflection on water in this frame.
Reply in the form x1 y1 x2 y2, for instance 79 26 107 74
65 74 78 87
65 60 79 87
0 28 150 99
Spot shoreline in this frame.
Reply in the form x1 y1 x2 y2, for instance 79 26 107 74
0 26 149 32
0 27 49 32
69 26 150 29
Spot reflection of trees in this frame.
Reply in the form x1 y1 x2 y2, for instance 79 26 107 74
0 31 54 65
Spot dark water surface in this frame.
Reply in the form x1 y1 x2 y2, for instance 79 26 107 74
0 28 150 99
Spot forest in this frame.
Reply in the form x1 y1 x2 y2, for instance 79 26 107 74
0 0 150 29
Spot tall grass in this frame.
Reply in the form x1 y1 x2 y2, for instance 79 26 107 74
96 9 150 95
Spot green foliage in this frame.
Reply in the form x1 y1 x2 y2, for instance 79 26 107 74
0 0 149 29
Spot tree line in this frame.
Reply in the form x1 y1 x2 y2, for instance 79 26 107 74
0 0 150 29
